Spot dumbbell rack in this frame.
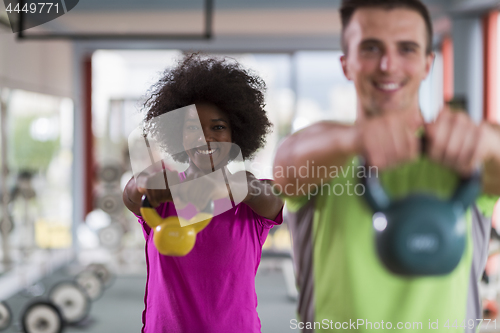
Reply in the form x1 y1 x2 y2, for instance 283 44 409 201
0 250 73 302
0 261 113 332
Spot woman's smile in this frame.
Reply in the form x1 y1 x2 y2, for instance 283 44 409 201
195 146 219 156
183 103 233 172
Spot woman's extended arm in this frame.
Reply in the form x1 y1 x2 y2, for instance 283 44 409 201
241 172 283 220
123 176 143 216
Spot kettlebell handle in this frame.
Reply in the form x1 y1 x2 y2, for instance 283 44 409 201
359 158 391 212
140 195 163 228
140 194 213 256
451 170 482 211
360 136 482 212
140 195 214 226
141 195 153 208
141 195 213 213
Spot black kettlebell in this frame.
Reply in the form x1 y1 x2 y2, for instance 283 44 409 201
360 155 481 276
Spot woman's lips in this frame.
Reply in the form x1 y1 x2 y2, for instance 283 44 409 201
195 147 219 155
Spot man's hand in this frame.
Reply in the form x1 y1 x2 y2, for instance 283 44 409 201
425 107 498 177
357 111 423 170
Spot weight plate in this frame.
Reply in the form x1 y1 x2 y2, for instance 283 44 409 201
99 165 122 183
86 263 114 288
49 281 91 324
75 271 104 301
0 216 14 234
98 223 124 250
21 300 64 333
97 193 123 215
0 301 12 331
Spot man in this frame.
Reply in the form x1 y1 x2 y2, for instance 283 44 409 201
274 0 500 332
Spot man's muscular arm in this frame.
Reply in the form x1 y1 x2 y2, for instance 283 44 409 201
477 123 500 195
273 112 422 195
273 122 358 193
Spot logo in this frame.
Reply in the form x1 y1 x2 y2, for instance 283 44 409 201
407 234 439 253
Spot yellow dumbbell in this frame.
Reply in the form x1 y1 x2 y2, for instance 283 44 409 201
140 195 213 256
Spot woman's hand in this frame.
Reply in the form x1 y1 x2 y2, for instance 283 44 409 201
173 171 228 211
123 163 180 215
135 169 178 208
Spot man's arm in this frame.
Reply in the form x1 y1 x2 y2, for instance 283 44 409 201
273 122 358 193
480 123 500 195
273 112 422 195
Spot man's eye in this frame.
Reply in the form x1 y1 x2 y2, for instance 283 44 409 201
401 46 417 54
214 125 225 130
362 45 380 53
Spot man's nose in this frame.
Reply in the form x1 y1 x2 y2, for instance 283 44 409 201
379 51 398 73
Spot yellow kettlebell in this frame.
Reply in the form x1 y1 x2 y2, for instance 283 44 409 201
140 195 213 256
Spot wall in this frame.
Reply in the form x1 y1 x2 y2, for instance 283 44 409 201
0 29 73 98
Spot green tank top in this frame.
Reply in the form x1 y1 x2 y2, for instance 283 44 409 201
288 157 476 332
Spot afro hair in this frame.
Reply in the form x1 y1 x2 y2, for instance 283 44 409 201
142 53 273 163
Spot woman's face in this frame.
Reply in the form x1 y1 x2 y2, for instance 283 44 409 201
183 103 233 172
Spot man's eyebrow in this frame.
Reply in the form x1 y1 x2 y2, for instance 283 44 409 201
398 41 421 49
360 39 421 48
360 38 383 45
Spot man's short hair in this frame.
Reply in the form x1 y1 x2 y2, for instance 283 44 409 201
340 0 433 55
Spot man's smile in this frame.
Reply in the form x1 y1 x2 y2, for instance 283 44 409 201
373 80 405 92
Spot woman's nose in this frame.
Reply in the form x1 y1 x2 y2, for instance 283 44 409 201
203 130 215 143
197 132 214 145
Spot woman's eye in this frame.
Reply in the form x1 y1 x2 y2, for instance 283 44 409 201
186 125 198 131
214 125 225 130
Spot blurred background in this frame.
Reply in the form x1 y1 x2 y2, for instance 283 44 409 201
0 0 499 332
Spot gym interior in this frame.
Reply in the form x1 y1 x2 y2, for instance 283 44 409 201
0 0 499 332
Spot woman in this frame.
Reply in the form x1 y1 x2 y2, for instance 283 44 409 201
123 54 283 333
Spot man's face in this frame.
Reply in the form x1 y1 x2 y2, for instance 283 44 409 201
341 8 434 117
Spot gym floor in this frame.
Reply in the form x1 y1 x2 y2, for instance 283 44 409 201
3 260 500 333
1 259 297 333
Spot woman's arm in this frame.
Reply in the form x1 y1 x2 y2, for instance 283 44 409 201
123 176 143 216
124 168 283 220
241 172 283 220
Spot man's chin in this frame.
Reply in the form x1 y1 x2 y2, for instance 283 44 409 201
366 102 411 116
